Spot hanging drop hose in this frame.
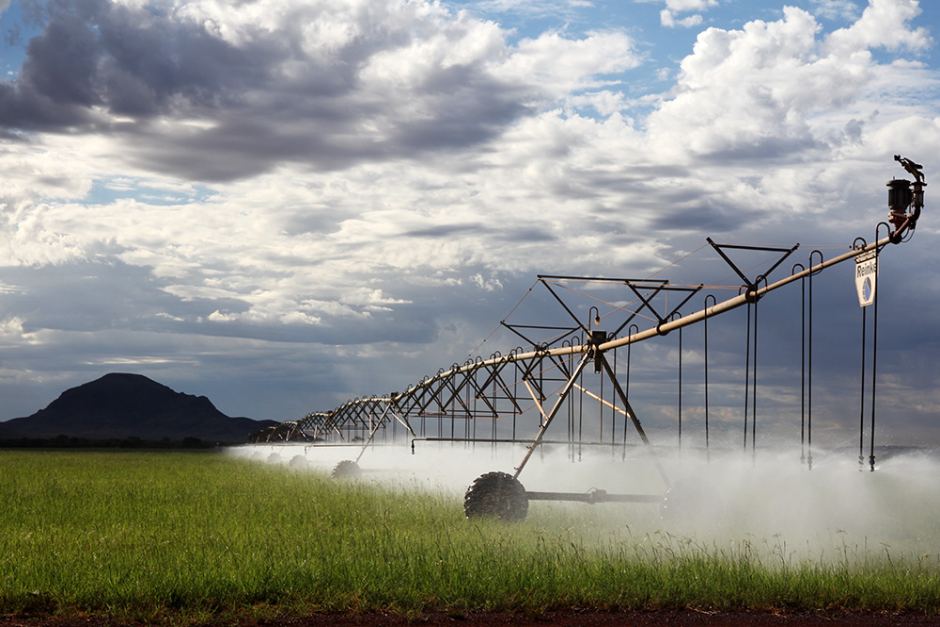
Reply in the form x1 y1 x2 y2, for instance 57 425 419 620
512 350 519 442
743 296 751 451
674 311 683 450
870 223 892 472
599 367 605 443
853 236 869 471
790 263 806 466
807 250 824 471
578 354 584 462
611 347 618 453
752 285 758 458
623 323 637 461
564 341 572 460
751 275 768 459
859 304 867 469
704 295 716 460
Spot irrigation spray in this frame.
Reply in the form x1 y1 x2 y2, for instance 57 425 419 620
236 157 933 564
231 440 940 564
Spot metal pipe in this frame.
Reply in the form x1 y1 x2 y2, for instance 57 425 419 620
599 235 892 354
526 490 663 504
574 383 628 417
341 234 901 417
412 437 636 447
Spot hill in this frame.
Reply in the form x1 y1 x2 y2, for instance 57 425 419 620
0 373 276 443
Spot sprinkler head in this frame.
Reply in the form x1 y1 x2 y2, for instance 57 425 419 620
887 178 913 230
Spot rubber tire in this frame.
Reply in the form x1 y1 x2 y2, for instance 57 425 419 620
464 471 528 521
331 459 361 479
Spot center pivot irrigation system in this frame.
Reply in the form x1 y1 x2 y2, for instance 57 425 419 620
251 157 926 521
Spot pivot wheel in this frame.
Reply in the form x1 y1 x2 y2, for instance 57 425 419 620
331 459 361 479
464 471 528 521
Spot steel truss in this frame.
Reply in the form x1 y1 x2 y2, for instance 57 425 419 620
251 157 926 519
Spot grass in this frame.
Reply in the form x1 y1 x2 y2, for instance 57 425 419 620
1 449 939 622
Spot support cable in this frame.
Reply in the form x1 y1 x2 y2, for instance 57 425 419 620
650 241 710 274
468 278 539 359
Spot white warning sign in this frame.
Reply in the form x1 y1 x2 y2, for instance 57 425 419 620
855 251 877 308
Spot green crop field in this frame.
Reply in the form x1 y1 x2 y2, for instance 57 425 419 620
2 450 939 623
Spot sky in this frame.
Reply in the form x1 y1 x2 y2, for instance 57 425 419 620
0 0 938 448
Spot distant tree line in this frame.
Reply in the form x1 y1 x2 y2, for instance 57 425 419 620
0 435 223 449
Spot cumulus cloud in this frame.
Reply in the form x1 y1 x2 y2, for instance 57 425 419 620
826 0 930 54
494 30 639 95
660 0 716 29
471 0 594 17
665 0 717 9
660 9 703 28
811 0 862 21
647 2 934 166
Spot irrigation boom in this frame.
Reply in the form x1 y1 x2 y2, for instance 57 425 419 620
251 156 926 521
387 231 896 386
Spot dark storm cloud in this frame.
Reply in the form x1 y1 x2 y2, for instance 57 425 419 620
404 222 555 243
545 165 693 202
0 262 539 420
702 135 823 164
1 0 275 127
391 64 529 152
498 226 555 243
405 223 485 238
650 204 744 233
0 0 534 180
0 260 249 333
0 259 444 346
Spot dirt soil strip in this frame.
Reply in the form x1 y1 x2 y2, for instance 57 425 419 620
3 611 940 626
